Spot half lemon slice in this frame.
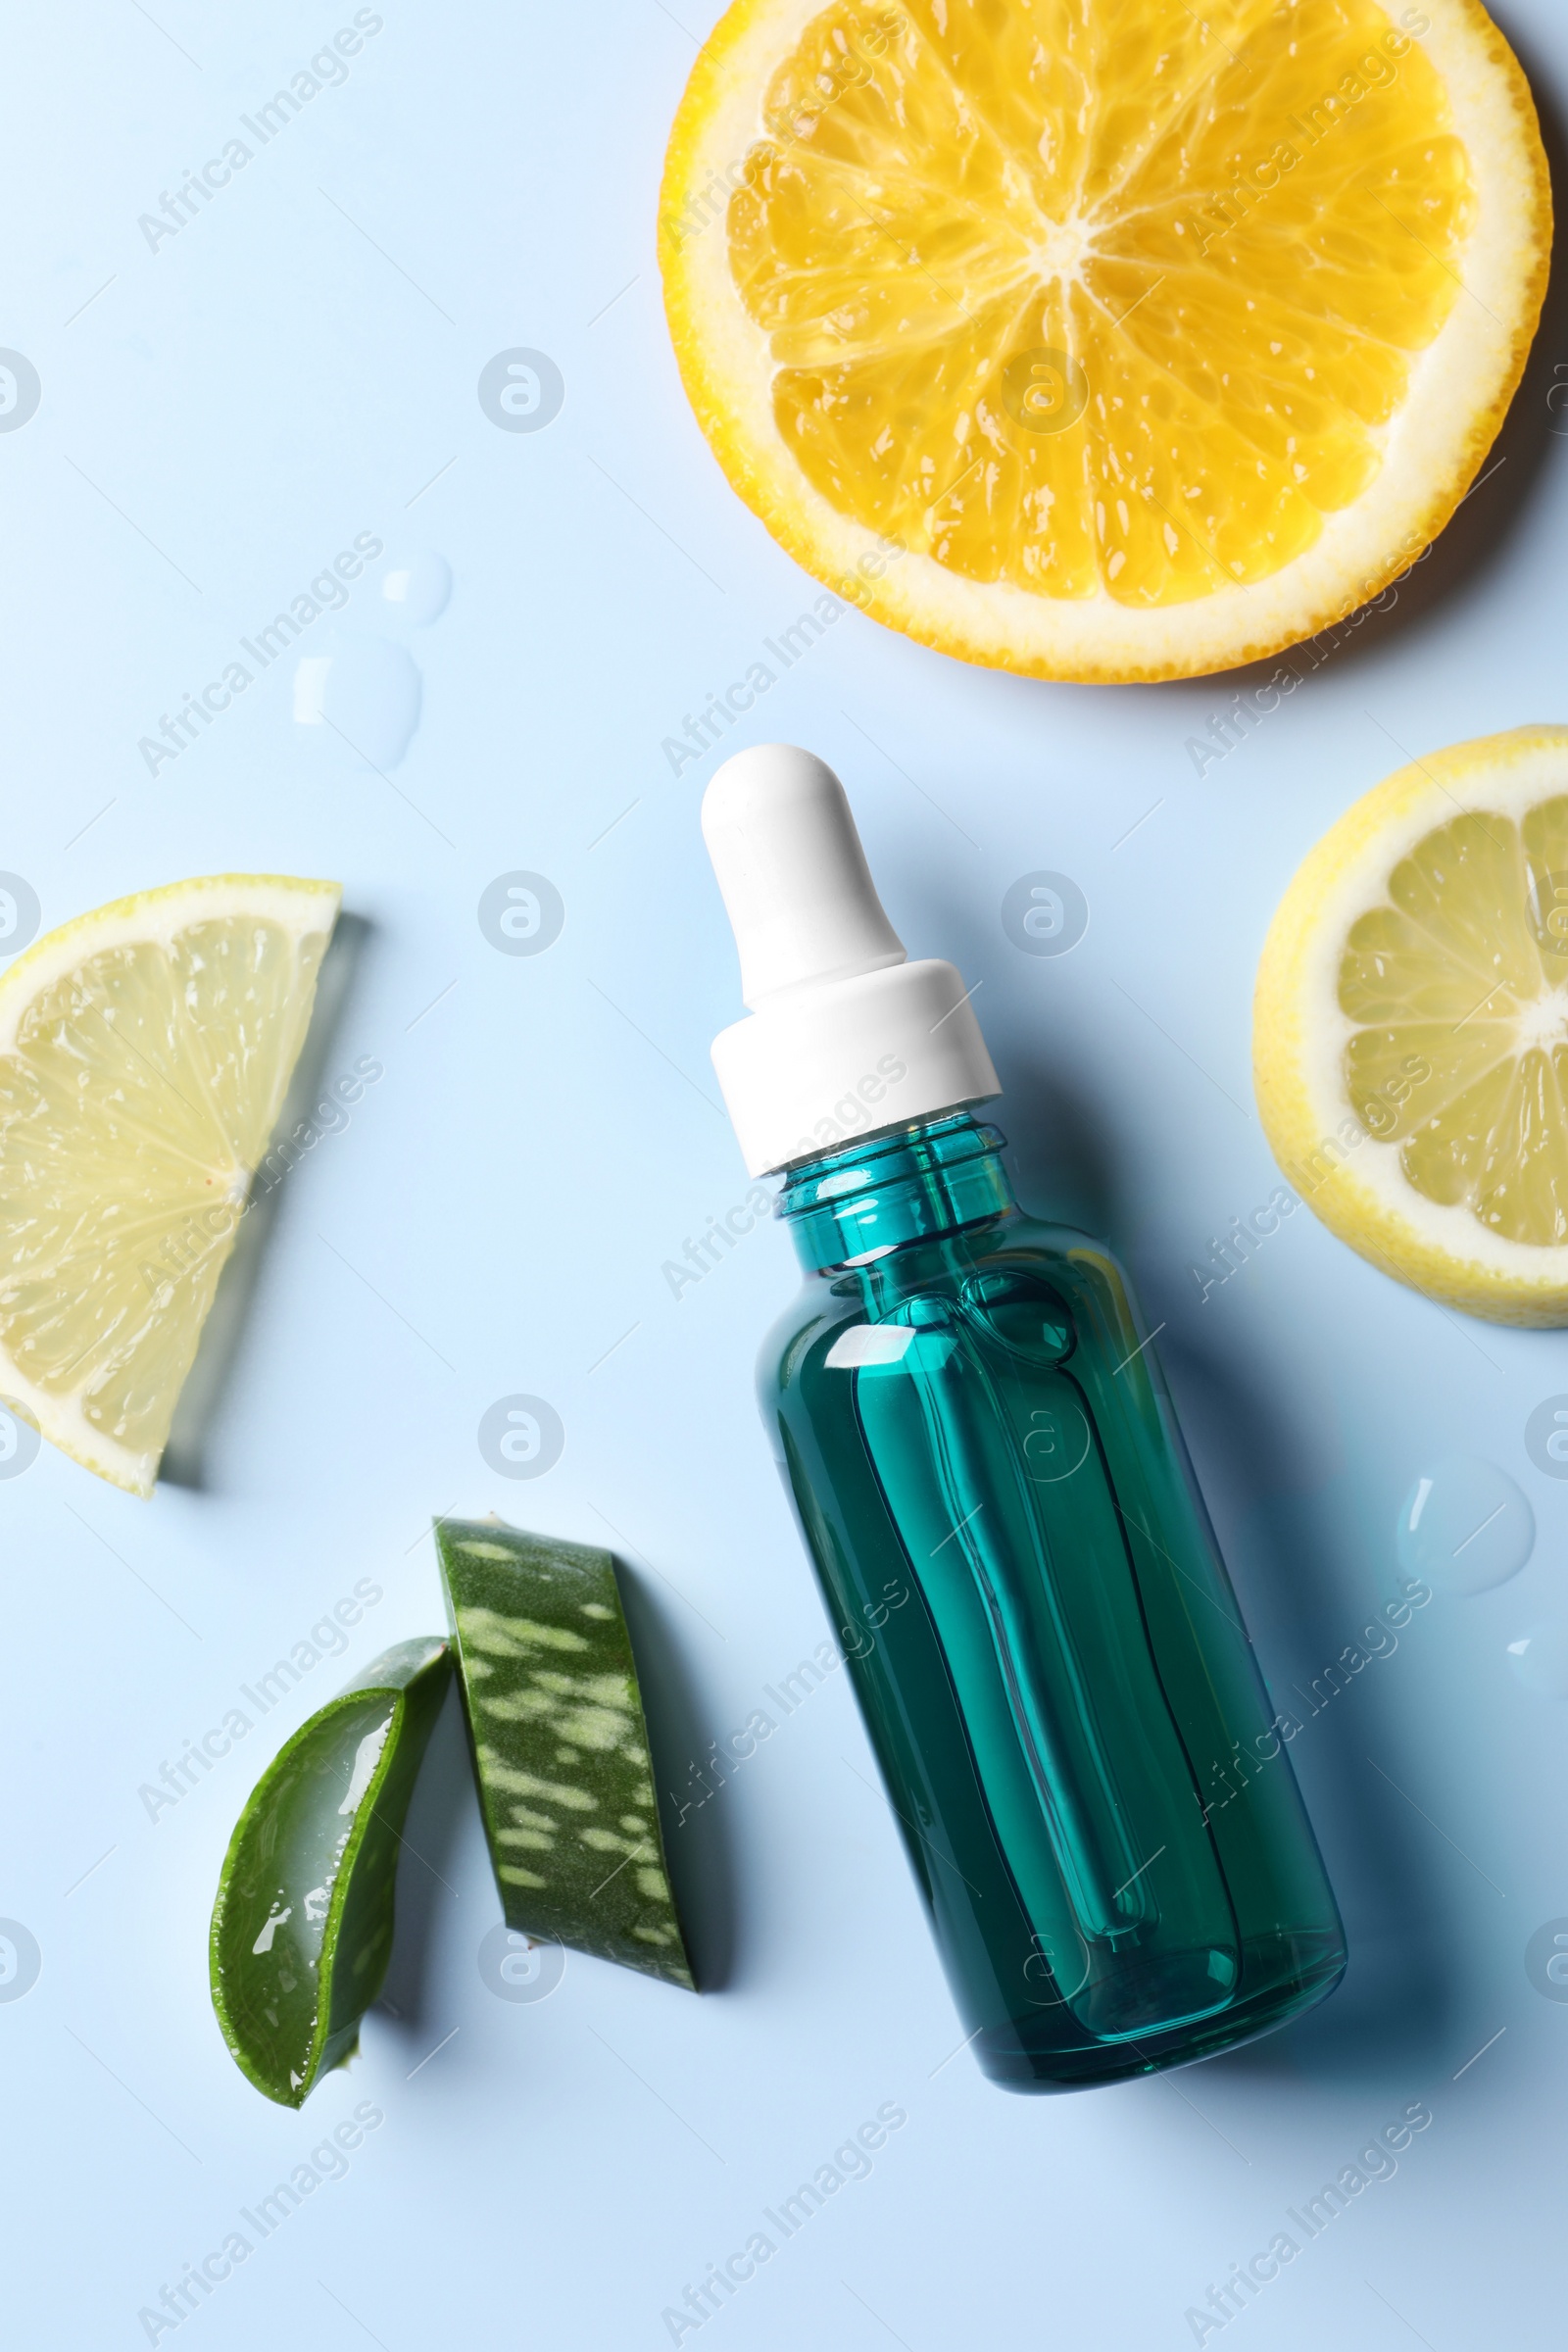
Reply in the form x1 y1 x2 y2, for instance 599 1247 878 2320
1254 729 1568 1324
661 0 1548 681
0 874 341 1494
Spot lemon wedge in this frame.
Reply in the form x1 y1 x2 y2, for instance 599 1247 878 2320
0 874 341 1494
1254 728 1568 1324
660 0 1548 681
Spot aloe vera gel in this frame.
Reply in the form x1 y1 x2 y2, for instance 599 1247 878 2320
702 746 1346 2091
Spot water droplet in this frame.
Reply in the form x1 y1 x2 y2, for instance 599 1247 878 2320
1396 1455 1535 1596
379 550 452 627
292 638 421 769
1507 1623 1568 1696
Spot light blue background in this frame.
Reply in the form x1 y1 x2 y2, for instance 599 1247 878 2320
2 1 1566 2344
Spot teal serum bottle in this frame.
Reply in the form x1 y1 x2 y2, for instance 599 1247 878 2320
702 745 1346 2091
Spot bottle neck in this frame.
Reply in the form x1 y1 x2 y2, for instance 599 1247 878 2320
777 1111 1015 1273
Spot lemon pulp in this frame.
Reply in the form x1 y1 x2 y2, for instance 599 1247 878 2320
728 0 1473 606
1341 804 1568 1244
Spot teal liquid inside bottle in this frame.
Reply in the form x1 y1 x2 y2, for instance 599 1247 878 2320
762 1114 1346 2089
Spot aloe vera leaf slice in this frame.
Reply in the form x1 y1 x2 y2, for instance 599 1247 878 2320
209 1637 451 2107
436 1518 696 1991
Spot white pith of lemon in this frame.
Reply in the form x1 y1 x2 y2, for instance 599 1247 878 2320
660 0 1549 683
1254 729 1568 1325
0 874 341 1494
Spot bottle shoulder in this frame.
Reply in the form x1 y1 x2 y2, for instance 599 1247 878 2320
760 1210 1144 1396
993 1213 1137 1300
758 1271 860 1402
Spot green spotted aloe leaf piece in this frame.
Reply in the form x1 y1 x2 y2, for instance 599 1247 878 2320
436 1517 696 1991
210 1638 451 2107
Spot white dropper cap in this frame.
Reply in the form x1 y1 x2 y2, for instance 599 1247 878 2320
702 744 1001 1176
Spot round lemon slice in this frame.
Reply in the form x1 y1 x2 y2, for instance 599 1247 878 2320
1254 729 1568 1325
660 0 1548 682
0 874 341 1494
